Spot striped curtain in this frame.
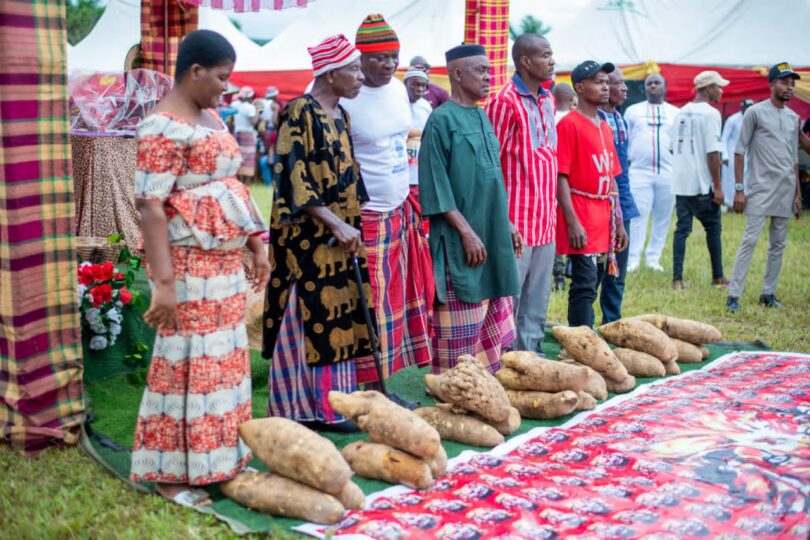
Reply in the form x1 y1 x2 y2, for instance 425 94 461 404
140 0 199 76
184 0 313 12
0 0 84 454
464 0 510 94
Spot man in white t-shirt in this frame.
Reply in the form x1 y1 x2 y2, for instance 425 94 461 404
340 14 432 397
624 74 679 272
669 70 729 290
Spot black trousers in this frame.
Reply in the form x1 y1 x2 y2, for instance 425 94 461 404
672 194 724 281
568 254 607 328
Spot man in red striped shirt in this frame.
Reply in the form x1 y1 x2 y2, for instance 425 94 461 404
485 33 557 354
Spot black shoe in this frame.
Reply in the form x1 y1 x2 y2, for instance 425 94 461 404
726 296 740 313
298 419 360 433
553 276 566 291
759 294 784 308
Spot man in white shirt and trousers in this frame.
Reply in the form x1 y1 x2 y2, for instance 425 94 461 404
720 98 754 206
624 74 679 272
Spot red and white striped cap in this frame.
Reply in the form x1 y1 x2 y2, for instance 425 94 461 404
307 34 361 77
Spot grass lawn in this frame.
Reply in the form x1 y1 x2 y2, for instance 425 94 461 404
2 207 808 538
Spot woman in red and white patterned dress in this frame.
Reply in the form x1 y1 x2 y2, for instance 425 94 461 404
130 30 270 506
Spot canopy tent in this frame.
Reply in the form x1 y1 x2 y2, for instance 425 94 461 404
545 0 810 115
68 0 267 73
229 0 467 100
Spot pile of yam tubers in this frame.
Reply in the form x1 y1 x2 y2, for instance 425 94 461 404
329 390 447 491
416 355 521 448
221 417 364 524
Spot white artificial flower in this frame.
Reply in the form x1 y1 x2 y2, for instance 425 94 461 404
106 307 123 324
89 335 108 350
79 261 92 269
84 308 101 324
109 323 122 336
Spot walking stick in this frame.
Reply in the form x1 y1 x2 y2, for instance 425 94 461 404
331 238 420 410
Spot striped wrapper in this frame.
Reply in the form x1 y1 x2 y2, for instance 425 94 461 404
140 0 199 76
464 0 510 95
0 0 84 454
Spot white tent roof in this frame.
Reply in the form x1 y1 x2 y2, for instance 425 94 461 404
257 0 466 71
68 0 266 73
547 0 810 71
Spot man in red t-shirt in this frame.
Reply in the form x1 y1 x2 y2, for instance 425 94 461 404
556 60 628 327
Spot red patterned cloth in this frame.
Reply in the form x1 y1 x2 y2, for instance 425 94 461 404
299 352 810 538
131 247 253 485
0 0 84 455
464 0 510 94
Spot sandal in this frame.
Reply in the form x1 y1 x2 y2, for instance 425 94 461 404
169 488 212 508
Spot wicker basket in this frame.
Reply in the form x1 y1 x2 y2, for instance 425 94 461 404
75 236 123 264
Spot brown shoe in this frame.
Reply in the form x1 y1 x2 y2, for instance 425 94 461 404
672 280 689 290
711 277 730 288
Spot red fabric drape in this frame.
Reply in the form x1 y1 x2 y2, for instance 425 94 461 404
140 0 199 76
464 0 510 95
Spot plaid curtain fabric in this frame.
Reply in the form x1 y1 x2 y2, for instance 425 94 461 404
184 0 313 12
464 0 510 95
0 0 84 454
140 0 199 75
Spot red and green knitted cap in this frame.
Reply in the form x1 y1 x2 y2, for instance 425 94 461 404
355 13 400 53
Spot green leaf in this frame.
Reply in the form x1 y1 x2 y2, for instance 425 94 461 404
117 246 131 264
128 256 142 271
106 233 123 245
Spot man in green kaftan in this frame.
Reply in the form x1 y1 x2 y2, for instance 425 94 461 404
418 44 522 373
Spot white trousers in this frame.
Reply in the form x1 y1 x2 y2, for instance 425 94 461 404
628 171 675 267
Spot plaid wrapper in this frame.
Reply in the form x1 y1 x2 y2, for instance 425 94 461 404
464 0 510 94
267 283 359 423
431 270 516 375
184 0 312 13
357 206 432 383
0 0 84 454
140 0 199 75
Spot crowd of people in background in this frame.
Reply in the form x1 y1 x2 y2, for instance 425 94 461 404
130 20 810 499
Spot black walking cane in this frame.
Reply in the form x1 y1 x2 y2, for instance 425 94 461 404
330 238 420 410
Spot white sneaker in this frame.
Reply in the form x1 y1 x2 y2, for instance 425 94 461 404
646 261 665 272
627 261 640 272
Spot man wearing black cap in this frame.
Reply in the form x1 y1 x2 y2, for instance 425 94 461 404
419 44 521 373
721 98 754 207
556 60 628 328
726 63 802 313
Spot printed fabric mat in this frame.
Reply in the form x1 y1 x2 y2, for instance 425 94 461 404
297 352 810 539
80 335 790 536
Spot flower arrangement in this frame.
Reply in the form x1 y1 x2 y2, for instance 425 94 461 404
77 234 145 351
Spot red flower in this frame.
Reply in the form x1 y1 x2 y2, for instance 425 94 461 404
89 284 113 306
78 266 95 286
119 287 133 305
115 272 124 280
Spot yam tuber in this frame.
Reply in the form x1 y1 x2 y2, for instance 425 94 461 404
424 444 448 478
328 391 440 459
633 314 667 330
662 316 722 344
613 348 666 378
499 351 589 392
560 359 608 401
238 418 351 495
424 355 511 422
605 375 636 394
576 391 597 411
221 471 345 524
699 345 710 359
505 390 579 419
336 481 365 511
415 406 504 448
665 361 681 375
672 338 703 363
598 319 678 363
552 326 628 382
341 441 433 490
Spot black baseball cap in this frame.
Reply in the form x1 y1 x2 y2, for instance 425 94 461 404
768 62 800 81
571 60 615 85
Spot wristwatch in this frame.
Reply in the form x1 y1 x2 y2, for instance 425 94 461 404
734 183 744 192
